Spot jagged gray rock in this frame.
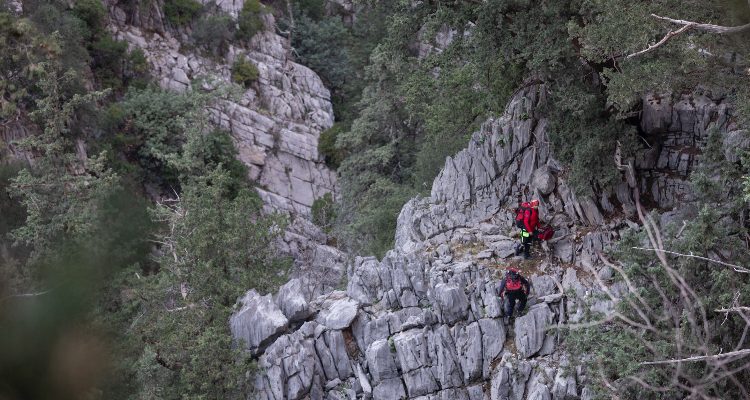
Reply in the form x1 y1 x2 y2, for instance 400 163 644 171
230 290 288 355
532 166 556 195
514 303 554 358
276 278 312 322
365 339 400 384
433 283 470 324
319 297 359 330
107 4 347 300
373 377 407 400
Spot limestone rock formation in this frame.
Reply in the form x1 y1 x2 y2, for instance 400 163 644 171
237 82 742 398
107 11 336 216
240 85 613 399
213 40 744 400
230 290 289 355
638 92 742 209
105 0 347 292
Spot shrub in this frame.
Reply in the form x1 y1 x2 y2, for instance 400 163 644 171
124 48 150 88
293 14 353 94
312 193 336 233
72 0 107 35
91 36 128 89
296 0 326 20
236 0 264 41
192 13 235 57
163 0 202 27
231 58 259 88
318 123 345 169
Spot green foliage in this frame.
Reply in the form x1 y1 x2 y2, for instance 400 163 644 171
236 0 264 41
25 0 91 71
90 35 128 88
2 2 289 398
10 64 117 262
294 0 326 21
0 13 48 118
330 1 528 254
547 83 638 194
293 13 354 95
163 0 203 27
122 167 288 399
570 208 750 398
231 58 259 87
318 123 345 168
573 0 747 111
112 87 246 190
192 12 236 57
312 192 336 233
0 163 30 294
123 48 151 89
71 0 107 35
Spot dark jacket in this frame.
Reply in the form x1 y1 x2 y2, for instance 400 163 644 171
498 273 530 296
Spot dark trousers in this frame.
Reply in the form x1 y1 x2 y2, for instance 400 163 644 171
521 230 536 257
505 290 527 317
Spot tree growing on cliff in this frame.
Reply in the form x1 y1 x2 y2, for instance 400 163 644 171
10 64 118 263
122 166 289 399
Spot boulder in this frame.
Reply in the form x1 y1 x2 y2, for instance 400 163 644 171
276 278 311 322
230 290 289 354
365 339 400 384
372 377 407 400
532 166 556 195
514 303 554 358
433 283 469 324
320 297 359 329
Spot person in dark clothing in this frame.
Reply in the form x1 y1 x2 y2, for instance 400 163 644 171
498 267 531 320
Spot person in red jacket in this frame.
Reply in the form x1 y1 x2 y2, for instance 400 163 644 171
520 199 539 259
498 267 531 321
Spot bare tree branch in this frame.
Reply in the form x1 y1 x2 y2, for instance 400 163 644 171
626 23 694 59
626 12 750 60
632 247 750 274
641 349 750 365
0 290 51 303
716 307 750 313
652 14 750 34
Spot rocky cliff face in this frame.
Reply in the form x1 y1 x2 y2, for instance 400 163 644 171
104 0 346 290
234 85 607 400
232 84 743 400
107 3 336 216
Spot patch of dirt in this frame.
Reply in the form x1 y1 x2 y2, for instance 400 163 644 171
342 328 360 359
504 333 518 356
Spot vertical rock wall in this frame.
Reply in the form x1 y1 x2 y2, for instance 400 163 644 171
107 9 337 216
106 0 346 290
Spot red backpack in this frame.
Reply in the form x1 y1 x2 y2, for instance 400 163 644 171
514 203 530 229
505 273 523 291
537 226 554 241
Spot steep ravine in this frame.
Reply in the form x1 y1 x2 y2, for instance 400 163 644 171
231 84 741 400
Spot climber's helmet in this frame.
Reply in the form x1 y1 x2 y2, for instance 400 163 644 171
530 199 539 208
